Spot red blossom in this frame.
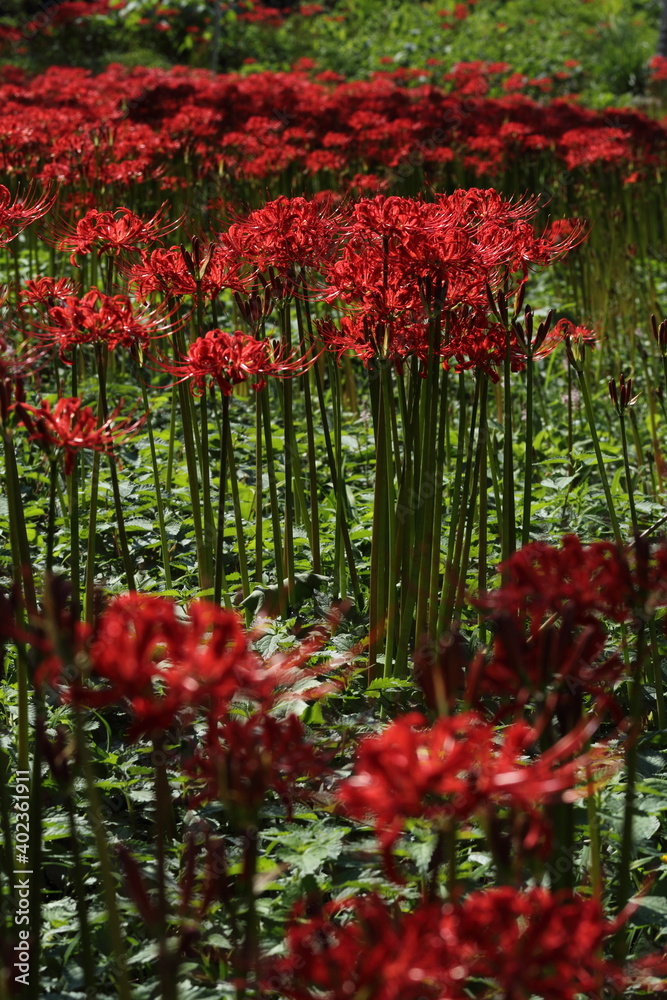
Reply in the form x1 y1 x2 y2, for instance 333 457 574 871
158 327 315 395
269 887 622 1000
13 396 142 475
53 204 178 265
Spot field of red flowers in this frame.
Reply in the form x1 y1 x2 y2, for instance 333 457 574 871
1 8 667 999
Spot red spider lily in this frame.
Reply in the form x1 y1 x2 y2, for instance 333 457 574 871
224 195 343 275
41 288 170 356
158 328 316 396
13 396 143 475
0 184 55 246
186 712 327 826
52 204 179 266
269 887 622 1000
127 244 247 301
468 611 625 731
338 709 610 875
480 533 667 631
455 886 622 1000
38 593 350 736
21 276 77 310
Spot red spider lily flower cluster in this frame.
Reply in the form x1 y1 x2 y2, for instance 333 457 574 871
128 243 246 300
13 396 143 475
0 184 55 247
39 592 347 737
338 709 610 876
53 204 178 265
159 328 316 396
269 887 623 1000
318 191 584 374
481 533 667 629
0 65 661 194
186 712 327 827
39 288 169 356
466 534 667 721
223 194 342 276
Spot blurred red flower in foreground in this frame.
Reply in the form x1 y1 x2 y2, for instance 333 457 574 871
270 886 622 1000
37 592 348 736
338 709 609 874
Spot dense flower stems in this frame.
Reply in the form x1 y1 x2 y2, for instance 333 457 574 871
96 346 136 590
301 288 361 604
136 362 173 587
294 301 321 574
172 329 208 591
586 769 603 902
414 316 442 645
73 707 132 1000
437 374 480 637
198 389 216 589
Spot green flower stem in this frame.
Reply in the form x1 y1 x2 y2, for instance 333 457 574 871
301 282 362 606
225 400 251 602
261 386 287 616
139 375 172 588
172 328 207 591
414 319 441 644
65 794 96 994
453 411 483 625
615 629 644 959
380 362 397 676
427 371 448 639
214 393 232 609
84 380 103 625
368 363 388 678
437 374 480 636
572 358 623 544
46 458 58 574
165 387 177 495
477 375 489 643
254 392 263 584
73 708 132 1000
294 300 321 573
618 411 638 533
199 389 216 587
521 353 535 547
3 429 37 619
502 329 516 562
67 456 81 623
95 345 136 591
